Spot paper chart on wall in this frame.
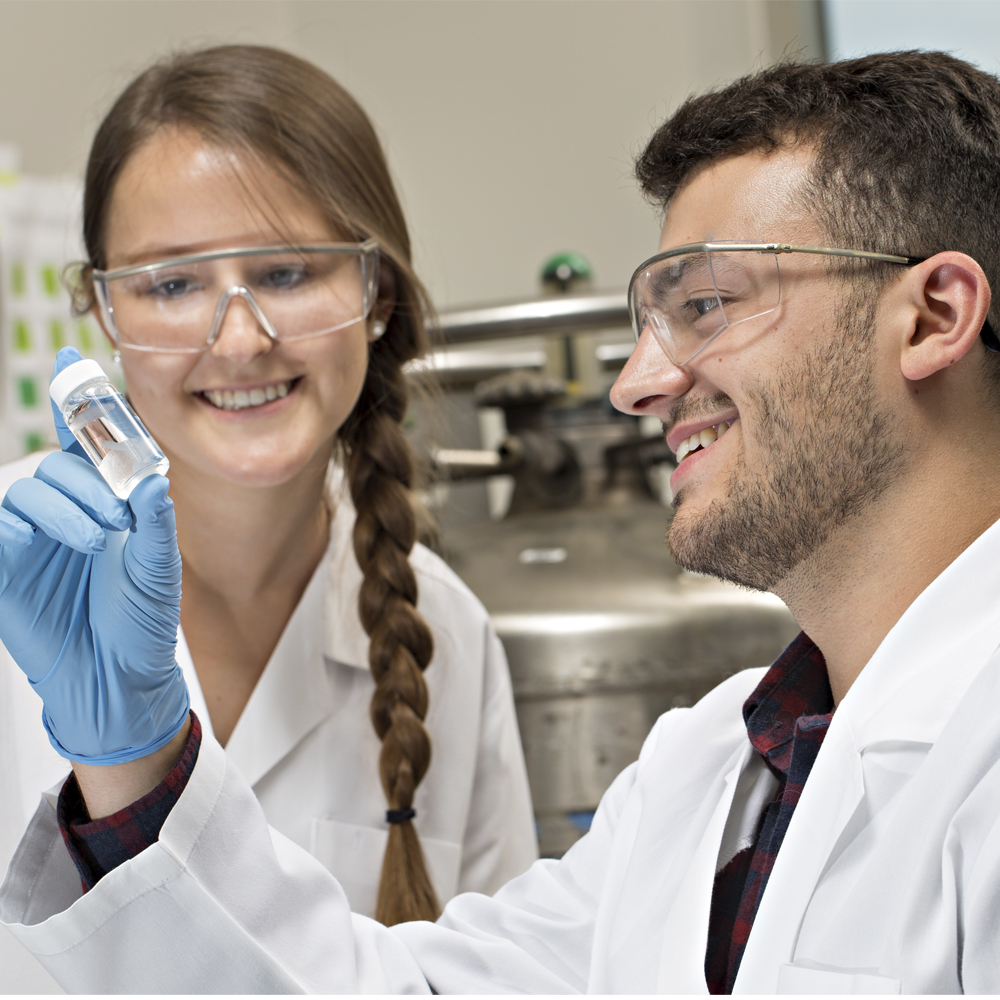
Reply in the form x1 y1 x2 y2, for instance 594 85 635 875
0 166 122 464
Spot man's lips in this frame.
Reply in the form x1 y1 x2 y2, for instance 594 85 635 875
669 417 738 491
667 409 740 455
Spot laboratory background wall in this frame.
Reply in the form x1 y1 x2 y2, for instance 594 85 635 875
0 0 824 312
824 0 1000 74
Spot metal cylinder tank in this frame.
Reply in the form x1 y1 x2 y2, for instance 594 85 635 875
444 492 799 856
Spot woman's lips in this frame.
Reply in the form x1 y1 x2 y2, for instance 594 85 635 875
196 376 301 413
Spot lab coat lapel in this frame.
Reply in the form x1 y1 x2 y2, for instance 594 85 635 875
321 482 371 672
656 741 754 994
732 713 864 993
735 516 1000 991
175 626 214 740
223 550 336 788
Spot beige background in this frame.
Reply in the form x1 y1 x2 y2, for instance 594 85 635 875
0 0 823 309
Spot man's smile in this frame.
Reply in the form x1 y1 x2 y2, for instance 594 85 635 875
672 418 736 463
668 415 739 493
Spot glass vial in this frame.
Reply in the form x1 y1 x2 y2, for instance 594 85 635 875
49 359 169 499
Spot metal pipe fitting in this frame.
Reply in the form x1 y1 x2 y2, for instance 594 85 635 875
435 292 629 345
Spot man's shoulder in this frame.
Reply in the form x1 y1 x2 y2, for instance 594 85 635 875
638 665 766 771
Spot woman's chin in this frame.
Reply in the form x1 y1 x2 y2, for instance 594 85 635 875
171 444 332 491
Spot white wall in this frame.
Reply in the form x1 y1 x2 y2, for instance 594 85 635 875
0 0 823 308
825 0 1000 75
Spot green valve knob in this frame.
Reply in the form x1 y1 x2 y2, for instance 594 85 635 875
541 252 592 292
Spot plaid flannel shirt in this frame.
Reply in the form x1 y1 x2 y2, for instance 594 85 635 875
57 712 202 892
704 632 835 994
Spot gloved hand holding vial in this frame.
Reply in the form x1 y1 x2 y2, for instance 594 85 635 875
49 348 169 498
0 347 189 764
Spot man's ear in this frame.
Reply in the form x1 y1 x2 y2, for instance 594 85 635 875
899 252 991 382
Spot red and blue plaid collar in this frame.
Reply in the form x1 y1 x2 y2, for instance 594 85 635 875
742 632 835 777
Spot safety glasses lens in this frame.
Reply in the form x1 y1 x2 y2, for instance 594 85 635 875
103 249 376 353
630 250 780 364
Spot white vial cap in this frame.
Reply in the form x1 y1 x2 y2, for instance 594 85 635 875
49 359 108 410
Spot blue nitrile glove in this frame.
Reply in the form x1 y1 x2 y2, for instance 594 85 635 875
0 349 188 764
49 347 88 460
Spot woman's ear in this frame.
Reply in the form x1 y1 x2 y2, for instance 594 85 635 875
369 259 396 341
89 305 118 351
899 251 992 382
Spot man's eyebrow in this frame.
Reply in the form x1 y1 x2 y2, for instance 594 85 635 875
647 252 712 298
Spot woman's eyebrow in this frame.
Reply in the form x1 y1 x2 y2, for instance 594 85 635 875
108 235 297 268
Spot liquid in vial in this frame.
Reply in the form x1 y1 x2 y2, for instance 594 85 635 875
50 358 169 499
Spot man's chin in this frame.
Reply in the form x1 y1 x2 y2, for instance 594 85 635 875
666 499 776 593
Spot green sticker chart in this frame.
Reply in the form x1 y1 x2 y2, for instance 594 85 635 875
0 177 121 462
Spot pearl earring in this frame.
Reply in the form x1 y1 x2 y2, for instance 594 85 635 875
111 349 121 364
371 319 387 340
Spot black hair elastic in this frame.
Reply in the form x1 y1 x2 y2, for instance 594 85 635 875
386 808 416 824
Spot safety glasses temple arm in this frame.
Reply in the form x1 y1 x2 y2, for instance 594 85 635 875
760 244 924 265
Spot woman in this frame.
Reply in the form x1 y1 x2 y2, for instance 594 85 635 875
0 43 536 988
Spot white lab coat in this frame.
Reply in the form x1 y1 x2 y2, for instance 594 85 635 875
6 496 1000 994
0 450 537 994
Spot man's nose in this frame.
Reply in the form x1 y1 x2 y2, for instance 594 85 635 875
609 326 694 415
209 291 276 364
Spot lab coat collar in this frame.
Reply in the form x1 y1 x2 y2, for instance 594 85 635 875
836 512 1000 749
191 464 371 788
321 467 372 673
734 513 1000 992
222 538 337 788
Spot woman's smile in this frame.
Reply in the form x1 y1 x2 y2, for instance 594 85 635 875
105 129 370 489
195 376 302 414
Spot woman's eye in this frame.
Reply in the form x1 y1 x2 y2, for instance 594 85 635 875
260 266 308 290
149 277 199 299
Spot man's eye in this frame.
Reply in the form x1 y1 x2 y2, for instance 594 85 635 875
686 296 720 318
260 267 308 290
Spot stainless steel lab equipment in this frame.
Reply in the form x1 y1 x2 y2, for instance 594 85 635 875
428 290 798 856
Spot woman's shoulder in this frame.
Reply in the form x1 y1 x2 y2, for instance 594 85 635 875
410 542 487 618
325 464 491 628
0 450 51 495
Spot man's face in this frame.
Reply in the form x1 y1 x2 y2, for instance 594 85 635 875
610 147 907 592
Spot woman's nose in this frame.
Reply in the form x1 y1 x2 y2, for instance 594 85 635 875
208 291 276 364
609 327 695 415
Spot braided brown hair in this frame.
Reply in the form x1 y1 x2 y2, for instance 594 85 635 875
78 45 440 924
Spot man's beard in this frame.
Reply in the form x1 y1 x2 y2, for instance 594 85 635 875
667 296 906 592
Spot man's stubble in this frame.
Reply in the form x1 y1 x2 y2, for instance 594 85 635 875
667 294 907 592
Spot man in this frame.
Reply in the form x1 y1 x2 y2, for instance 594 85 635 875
5 51 1000 993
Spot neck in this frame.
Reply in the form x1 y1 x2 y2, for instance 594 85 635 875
774 439 1000 706
166 449 334 747
169 450 333 608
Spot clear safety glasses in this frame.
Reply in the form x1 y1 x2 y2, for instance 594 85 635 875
628 241 931 367
91 240 379 354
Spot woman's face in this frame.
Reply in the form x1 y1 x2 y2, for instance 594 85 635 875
101 127 373 489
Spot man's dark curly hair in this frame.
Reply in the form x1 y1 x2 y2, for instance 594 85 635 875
636 51 1000 341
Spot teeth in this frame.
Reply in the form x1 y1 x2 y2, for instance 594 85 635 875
673 420 734 462
203 380 293 411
